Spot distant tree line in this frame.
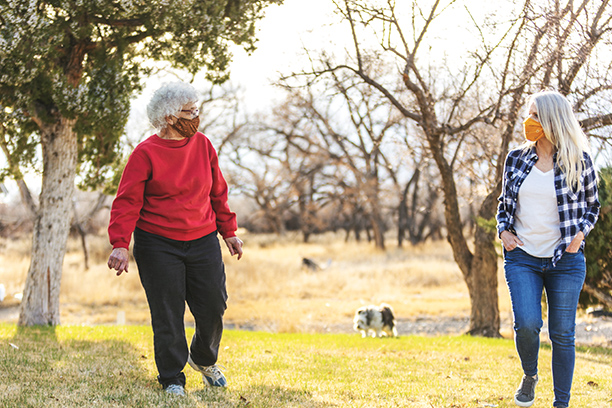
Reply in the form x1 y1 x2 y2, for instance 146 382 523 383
218 85 449 248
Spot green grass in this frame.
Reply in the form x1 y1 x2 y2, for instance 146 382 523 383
1 324 611 407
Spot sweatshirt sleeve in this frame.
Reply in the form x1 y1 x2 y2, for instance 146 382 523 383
108 149 151 249
207 140 237 239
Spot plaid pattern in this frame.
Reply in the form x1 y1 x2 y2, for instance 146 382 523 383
497 146 600 266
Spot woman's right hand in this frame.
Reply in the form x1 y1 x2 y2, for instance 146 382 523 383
500 230 524 252
108 248 129 276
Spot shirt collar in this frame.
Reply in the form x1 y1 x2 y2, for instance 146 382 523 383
526 144 558 162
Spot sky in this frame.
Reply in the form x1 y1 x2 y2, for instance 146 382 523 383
1 0 343 203
132 0 345 116
0 0 521 203
120 0 345 142
228 0 345 109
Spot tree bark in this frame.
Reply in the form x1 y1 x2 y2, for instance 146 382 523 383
18 117 78 326
431 139 501 337
465 188 501 337
369 211 386 250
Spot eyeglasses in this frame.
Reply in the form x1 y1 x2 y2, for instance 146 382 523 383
180 108 199 118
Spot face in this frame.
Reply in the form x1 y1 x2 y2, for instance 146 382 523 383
354 312 368 329
523 102 546 143
166 102 199 126
178 102 199 119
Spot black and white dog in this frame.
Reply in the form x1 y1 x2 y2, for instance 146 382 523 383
353 303 398 338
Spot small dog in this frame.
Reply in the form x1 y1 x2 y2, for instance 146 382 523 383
353 303 398 338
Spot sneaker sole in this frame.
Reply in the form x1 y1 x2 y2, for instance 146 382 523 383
514 397 535 407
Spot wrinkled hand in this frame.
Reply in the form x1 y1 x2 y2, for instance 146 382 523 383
566 231 584 253
108 248 129 276
224 236 244 260
500 230 524 252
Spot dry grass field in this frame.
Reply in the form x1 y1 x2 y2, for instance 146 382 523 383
0 231 512 336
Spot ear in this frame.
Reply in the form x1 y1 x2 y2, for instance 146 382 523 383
165 115 176 126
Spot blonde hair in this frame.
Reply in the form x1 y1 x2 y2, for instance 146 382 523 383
527 91 592 191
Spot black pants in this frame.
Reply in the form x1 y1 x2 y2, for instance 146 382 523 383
133 227 228 388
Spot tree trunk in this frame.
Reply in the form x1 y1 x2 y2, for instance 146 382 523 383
18 117 78 326
397 195 407 247
369 210 386 250
0 134 39 218
431 140 501 337
465 189 501 336
15 179 38 219
398 170 418 247
463 236 500 336
71 200 89 271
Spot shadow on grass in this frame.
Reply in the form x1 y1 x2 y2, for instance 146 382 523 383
1 325 339 407
538 342 612 367
190 384 339 407
0 325 162 408
539 342 612 357
12 323 58 340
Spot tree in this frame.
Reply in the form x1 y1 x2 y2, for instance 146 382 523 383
220 99 331 237
583 167 612 308
0 0 281 326
307 0 612 336
268 81 404 249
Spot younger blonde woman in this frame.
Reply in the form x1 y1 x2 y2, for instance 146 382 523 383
497 91 600 408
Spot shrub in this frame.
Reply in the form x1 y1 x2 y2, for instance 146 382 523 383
582 166 612 308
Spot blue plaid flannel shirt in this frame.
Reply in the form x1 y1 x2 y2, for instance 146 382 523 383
496 146 600 266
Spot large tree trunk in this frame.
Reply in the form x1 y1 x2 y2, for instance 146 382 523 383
465 189 501 337
18 117 78 326
432 141 501 337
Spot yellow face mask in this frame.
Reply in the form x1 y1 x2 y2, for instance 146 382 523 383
523 117 545 142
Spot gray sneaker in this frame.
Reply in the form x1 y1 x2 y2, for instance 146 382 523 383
188 355 227 387
514 375 538 407
165 384 186 396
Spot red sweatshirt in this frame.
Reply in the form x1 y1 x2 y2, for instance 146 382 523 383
108 132 237 249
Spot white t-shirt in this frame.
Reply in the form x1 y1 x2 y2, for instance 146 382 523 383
514 166 562 258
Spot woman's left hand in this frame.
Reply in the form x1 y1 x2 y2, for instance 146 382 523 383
566 231 585 253
224 236 244 260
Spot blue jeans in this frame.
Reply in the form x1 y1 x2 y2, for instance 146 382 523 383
504 247 586 407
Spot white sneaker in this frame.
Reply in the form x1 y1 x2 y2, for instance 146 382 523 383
514 375 538 407
165 384 186 396
188 355 227 387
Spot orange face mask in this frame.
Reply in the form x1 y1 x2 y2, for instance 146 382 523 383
523 117 545 142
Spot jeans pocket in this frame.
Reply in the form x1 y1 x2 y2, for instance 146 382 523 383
561 249 585 268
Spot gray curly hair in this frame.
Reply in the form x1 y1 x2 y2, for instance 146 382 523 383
146 82 199 130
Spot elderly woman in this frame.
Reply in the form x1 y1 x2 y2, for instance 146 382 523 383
497 91 599 408
107 81 243 396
